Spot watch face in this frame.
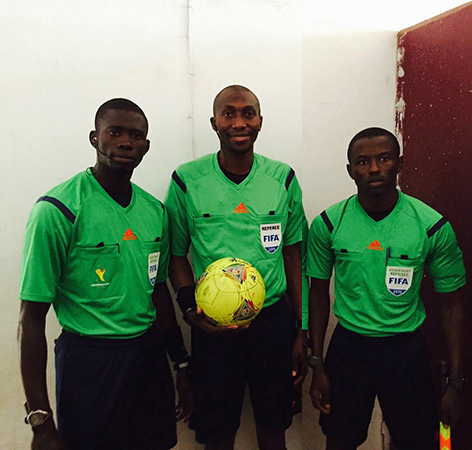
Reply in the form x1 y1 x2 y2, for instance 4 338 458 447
27 411 51 428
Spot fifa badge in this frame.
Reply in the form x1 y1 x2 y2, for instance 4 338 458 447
260 223 281 254
385 266 413 296
148 252 160 286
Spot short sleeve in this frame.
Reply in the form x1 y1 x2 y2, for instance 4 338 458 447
306 213 334 280
427 221 466 293
164 171 191 257
19 201 71 302
283 171 305 246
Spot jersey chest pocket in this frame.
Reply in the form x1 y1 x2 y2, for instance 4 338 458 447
333 249 364 292
385 256 423 300
63 244 122 301
191 215 226 258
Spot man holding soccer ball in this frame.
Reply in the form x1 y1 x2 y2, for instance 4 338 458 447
165 85 305 450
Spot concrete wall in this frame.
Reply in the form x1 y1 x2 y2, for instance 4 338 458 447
302 18 397 449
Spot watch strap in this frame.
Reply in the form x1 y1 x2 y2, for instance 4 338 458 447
307 354 324 368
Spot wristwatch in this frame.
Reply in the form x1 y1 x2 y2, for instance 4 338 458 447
173 355 191 371
307 354 324 368
24 409 52 428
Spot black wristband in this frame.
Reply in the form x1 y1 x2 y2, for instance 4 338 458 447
307 354 324 368
161 326 188 363
176 285 197 314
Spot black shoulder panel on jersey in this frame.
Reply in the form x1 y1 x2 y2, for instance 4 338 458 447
321 210 334 233
36 196 76 224
427 217 447 238
172 171 187 193
285 168 295 190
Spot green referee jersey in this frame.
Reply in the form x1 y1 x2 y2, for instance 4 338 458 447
306 191 465 336
165 152 305 308
19 168 169 338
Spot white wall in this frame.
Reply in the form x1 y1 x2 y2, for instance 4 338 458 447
302 26 398 221
189 0 302 170
1 2 191 448
302 15 398 450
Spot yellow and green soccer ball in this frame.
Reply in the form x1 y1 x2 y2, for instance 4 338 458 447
195 257 265 326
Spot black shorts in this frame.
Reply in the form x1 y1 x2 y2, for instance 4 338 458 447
55 326 176 450
320 324 438 450
190 297 296 444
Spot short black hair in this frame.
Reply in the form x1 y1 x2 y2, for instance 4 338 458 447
212 85 261 116
94 98 148 131
348 127 400 162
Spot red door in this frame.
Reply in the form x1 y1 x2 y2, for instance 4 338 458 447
396 4 472 448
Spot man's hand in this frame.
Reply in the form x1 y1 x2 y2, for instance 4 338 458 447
31 420 66 450
292 330 304 387
309 365 331 414
175 368 193 423
185 308 249 336
19 301 63 449
440 385 463 428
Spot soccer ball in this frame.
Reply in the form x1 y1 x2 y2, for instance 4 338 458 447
195 257 265 326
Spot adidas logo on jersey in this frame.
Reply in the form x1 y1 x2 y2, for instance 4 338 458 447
122 228 138 240
367 240 383 250
233 203 249 213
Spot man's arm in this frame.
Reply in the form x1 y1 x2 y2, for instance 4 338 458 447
282 243 303 385
151 281 193 423
437 287 466 427
283 243 303 323
308 277 331 414
168 254 195 293
18 300 65 449
425 219 467 426
152 281 180 333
